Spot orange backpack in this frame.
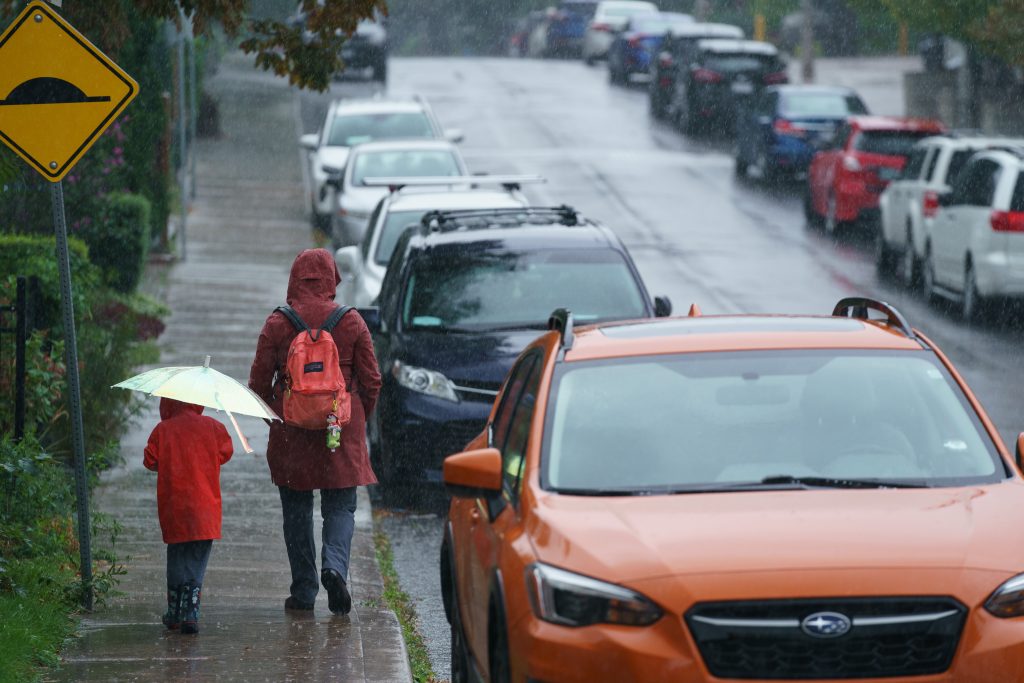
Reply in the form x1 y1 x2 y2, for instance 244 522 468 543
276 305 353 430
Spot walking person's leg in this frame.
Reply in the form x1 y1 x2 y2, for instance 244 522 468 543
179 540 213 634
279 486 318 609
320 487 357 614
164 543 185 629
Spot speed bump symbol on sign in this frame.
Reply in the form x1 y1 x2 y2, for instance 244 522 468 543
0 1 139 182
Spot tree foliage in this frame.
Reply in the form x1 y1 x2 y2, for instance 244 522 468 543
0 0 386 91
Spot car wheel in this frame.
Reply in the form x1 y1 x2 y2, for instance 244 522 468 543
372 59 387 82
923 246 939 306
757 151 777 184
649 91 665 119
803 188 821 228
488 598 511 683
874 232 896 280
901 227 921 292
825 194 841 236
734 153 748 178
585 54 596 66
962 261 985 323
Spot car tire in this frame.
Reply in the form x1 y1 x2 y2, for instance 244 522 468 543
962 260 986 323
585 54 596 66
901 226 921 292
923 246 939 306
649 90 665 119
825 194 843 236
803 188 821 229
874 232 897 280
488 598 511 683
757 151 777 184
443 541 472 683
734 154 748 179
372 59 387 82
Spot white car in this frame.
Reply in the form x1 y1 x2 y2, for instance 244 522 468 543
334 177 543 307
877 135 1014 287
329 140 468 248
299 97 462 232
582 0 657 64
923 148 1024 321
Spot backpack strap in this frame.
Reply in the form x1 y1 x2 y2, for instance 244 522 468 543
275 305 310 333
321 305 353 333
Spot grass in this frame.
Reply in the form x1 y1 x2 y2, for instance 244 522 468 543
372 525 441 683
0 558 78 683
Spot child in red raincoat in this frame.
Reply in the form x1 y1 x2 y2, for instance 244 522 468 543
144 397 233 634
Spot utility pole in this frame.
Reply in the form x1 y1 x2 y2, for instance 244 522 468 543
801 0 815 83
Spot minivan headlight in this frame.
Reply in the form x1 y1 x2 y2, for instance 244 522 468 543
985 573 1024 618
392 361 458 402
526 563 662 627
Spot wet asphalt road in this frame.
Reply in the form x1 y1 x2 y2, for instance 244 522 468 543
296 56 1024 678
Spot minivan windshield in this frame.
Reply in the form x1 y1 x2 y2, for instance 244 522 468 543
328 112 435 147
544 351 1002 493
403 248 647 331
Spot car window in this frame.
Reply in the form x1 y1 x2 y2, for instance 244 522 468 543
923 147 941 182
853 131 934 158
1011 171 1024 212
500 354 542 504
901 147 928 180
402 247 648 331
362 200 386 262
375 209 426 265
543 350 1003 492
351 150 462 186
834 123 852 150
703 54 776 72
944 150 974 186
491 355 538 453
327 112 435 147
779 92 867 118
954 159 1002 207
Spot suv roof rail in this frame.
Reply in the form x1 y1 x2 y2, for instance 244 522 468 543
420 205 582 232
548 308 575 351
362 174 546 193
832 297 916 340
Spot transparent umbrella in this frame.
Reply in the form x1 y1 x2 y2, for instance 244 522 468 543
112 355 279 453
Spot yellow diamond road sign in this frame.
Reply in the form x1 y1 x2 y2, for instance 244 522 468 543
0 1 138 182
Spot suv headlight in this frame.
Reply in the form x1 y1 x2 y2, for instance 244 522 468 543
526 563 662 627
392 361 458 402
985 573 1024 618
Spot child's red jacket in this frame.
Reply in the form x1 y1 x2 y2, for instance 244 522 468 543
144 398 233 544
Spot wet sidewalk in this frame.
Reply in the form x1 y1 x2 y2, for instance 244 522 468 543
48 54 411 682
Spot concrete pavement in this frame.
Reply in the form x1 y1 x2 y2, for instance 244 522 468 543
48 54 412 682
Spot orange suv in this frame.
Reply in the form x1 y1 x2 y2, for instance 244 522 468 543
440 298 1024 682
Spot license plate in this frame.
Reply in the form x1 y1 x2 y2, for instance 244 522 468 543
731 80 754 95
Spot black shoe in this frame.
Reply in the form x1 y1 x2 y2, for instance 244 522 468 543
284 595 314 611
180 583 201 635
321 568 351 615
162 587 181 630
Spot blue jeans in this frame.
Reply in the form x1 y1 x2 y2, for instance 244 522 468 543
166 540 213 589
278 486 357 604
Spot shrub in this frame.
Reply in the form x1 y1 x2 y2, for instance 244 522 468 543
0 234 97 330
81 193 152 294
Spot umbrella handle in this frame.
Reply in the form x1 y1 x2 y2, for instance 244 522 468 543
225 409 255 455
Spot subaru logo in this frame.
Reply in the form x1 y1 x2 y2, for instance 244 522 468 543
801 612 852 638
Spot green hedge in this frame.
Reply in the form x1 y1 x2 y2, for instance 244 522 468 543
0 233 97 330
81 193 152 294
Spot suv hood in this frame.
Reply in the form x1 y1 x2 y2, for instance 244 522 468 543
399 328 543 390
528 483 1024 583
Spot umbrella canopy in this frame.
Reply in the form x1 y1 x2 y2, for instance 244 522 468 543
113 356 280 453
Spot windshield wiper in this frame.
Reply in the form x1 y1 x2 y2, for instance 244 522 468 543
553 477 930 497
756 475 930 489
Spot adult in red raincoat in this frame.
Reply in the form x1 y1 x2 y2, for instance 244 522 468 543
144 397 233 633
249 248 382 613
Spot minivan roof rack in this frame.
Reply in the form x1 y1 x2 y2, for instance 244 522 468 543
548 308 575 351
362 174 546 193
832 297 916 339
420 206 581 232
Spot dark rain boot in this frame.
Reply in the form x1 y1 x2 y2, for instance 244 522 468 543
180 583 202 634
161 586 181 630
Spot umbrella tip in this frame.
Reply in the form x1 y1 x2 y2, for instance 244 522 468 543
204 355 211 368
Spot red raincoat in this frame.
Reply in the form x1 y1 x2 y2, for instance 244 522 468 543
249 249 382 490
143 398 234 544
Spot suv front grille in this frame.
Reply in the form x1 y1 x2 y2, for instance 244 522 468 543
685 597 967 680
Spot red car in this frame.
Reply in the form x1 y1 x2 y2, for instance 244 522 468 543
806 116 945 234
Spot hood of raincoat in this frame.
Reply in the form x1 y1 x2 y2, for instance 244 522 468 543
286 248 342 306
159 397 204 420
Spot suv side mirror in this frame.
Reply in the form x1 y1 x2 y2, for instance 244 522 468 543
323 165 344 188
358 306 381 333
444 448 503 500
336 245 362 277
444 128 465 144
654 295 672 318
299 133 318 151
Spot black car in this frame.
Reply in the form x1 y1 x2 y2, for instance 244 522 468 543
361 206 671 496
290 3 388 82
648 23 744 120
668 38 788 135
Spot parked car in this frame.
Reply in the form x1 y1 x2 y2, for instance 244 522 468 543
922 148 1024 320
668 38 787 135
735 85 869 182
805 116 946 235
442 297 1024 683
299 97 462 232
607 12 694 85
648 22 744 120
877 135 1016 287
329 140 468 248
545 0 599 58
582 0 657 64
363 206 671 494
334 176 542 307
289 3 388 81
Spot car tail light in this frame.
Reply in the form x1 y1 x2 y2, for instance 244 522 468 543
773 119 805 137
657 52 672 68
763 70 788 85
990 210 1024 232
842 155 862 172
591 22 611 32
628 36 642 48
923 191 940 218
691 67 722 84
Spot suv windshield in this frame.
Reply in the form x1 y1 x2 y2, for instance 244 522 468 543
854 131 934 157
328 112 434 146
403 248 647 331
780 92 867 118
544 350 1002 493
351 150 461 186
